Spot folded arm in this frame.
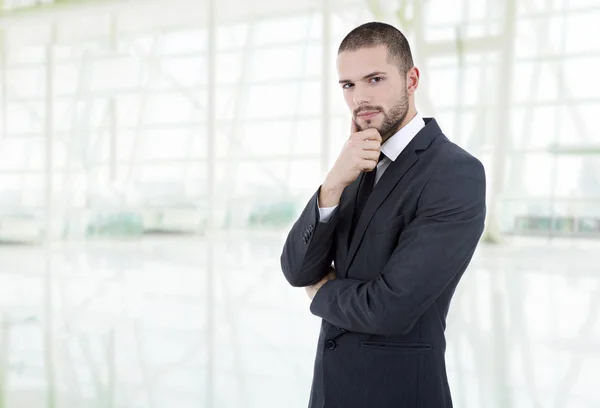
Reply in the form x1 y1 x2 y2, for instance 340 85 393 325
309 155 486 335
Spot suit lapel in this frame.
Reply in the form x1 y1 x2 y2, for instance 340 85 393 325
344 117 442 275
344 150 418 276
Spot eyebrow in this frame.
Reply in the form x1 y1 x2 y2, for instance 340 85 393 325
339 71 387 84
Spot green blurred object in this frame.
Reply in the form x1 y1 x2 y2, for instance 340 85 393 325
85 211 143 238
248 201 299 227
553 217 575 233
547 143 600 155
578 218 600 233
514 215 600 236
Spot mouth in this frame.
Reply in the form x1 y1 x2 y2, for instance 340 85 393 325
357 111 380 120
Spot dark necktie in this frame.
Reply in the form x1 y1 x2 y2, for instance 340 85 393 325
349 151 385 243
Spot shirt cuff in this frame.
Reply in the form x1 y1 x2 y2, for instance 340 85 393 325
317 197 338 223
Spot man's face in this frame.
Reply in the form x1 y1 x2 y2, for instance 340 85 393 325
337 45 409 141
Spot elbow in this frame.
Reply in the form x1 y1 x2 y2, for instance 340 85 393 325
280 252 301 287
281 267 307 288
282 269 319 288
280 243 302 287
280 252 318 288
287 274 317 288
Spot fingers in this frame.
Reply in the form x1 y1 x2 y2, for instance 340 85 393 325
362 140 380 152
359 158 379 172
351 128 382 143
362 149 381 162
362 129 382 142
346 138 380 158
357 149 380 172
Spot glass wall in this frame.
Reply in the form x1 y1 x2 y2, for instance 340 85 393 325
0 0 598 407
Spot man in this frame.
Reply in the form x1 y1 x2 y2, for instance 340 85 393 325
280 22 486 408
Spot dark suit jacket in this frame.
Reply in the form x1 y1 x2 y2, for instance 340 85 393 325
280 118 486 408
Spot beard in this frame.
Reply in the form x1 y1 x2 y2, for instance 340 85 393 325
355 92 409 143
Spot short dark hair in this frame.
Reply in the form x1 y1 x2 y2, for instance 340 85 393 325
338 22 414 76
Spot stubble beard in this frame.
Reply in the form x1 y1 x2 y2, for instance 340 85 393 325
357 93 409 143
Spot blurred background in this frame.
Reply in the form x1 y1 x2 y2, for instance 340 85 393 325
0 0 599 407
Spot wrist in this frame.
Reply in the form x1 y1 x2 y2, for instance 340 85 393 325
319 181 344 208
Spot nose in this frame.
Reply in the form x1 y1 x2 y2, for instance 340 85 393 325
352 84 371 106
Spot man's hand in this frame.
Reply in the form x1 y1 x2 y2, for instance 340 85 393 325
305 267 336 300
319 120 382 208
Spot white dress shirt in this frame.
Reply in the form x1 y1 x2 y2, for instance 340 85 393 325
318 112 426 223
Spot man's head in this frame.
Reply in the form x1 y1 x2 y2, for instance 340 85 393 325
337 22 420 142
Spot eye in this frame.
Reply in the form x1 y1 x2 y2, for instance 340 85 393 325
369 77 383 83
342 83 354 89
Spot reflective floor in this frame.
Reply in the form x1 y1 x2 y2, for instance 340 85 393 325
0 232 598 407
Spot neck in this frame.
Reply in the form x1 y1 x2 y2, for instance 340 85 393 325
382 106 418 144
400 103 418 130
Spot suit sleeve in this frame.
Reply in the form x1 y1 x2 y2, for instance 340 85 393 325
280 186 339 287
309 154 486 335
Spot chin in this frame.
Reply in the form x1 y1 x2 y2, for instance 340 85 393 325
361 119 382 129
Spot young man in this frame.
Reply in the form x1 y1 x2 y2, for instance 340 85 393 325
280 22 486 408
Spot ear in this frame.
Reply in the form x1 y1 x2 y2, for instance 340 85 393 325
406 66 420 96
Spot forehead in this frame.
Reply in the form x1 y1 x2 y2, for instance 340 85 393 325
337 44 394 79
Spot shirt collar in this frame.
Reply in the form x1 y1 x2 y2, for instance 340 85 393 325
380 112 426 162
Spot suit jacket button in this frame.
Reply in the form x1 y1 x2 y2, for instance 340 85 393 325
326 339 336 350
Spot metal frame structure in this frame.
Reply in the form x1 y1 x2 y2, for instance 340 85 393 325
2 0 598 244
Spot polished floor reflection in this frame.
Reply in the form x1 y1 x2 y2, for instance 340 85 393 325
0 232 598 407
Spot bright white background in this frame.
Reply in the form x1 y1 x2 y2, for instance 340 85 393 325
0 0 598 407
